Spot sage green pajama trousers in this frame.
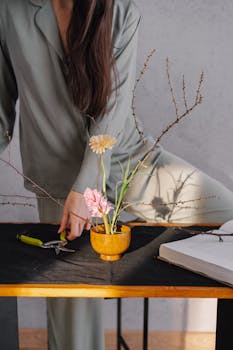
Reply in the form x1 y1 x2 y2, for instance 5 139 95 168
37 201 105 350
37 149 233 350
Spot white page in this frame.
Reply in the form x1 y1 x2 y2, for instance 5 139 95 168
159 234 233 286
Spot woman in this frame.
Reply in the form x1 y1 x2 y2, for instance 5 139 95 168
1 0 233 349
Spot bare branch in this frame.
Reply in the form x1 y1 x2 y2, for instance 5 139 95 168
166 58 179 119
140 64 204 167
0 55 205 226
132 49 156 144
182 74 188 111
195 71 204 104
0 202 35 208
123 195 216 208
178 227 232 243
0 157 88 223
0 157 63 208
0 194 50 200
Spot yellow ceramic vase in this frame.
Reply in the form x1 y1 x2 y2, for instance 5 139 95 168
90 224 131 261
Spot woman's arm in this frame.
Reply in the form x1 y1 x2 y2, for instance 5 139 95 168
0 16 18 153
59 2 141 239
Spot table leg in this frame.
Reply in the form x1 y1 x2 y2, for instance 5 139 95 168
116 298 149 350
143 298 149 350
117 298 130 350
215 299 233 350
117 298 121 350
0 297 19 350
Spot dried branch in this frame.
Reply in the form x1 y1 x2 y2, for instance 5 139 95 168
0 194 50 200
0 157 63 207
182 74 188 111
131 49 156 144
140 62 204 166
0 157 88 223
0 202 35 208
195 71 204 104
177 227 232 242
126 61 204 201
166 58 179 119
123 195 216 208
0 53 205 226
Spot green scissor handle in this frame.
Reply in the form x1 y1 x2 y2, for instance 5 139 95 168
60 230 67 242
17 230 68 248
16 234 43 247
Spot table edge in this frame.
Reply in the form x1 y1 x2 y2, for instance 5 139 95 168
1 223 227 298
0 222 222 226
0 284 232 298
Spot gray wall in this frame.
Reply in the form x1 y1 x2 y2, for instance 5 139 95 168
137 0 233 190
1 0 232 332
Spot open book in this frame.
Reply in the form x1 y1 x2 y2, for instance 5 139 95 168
159 221 233 287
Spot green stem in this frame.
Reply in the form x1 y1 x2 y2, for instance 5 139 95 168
110 160 142 232
100 154 112 229
100 154 107 198
111 182 128 232
102 214 110 234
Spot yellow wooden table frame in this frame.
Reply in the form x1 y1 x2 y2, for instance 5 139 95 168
0 222 232 350
0 222 232 299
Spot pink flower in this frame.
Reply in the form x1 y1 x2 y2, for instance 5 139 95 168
83 188 113 217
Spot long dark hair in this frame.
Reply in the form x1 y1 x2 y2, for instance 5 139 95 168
66 0 114 119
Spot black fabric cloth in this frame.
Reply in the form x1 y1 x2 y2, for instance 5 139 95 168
0 223 224 287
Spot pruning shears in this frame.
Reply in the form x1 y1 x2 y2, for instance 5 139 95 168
16 230 76 255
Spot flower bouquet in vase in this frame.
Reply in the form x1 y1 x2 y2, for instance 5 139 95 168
82 58 204 261
83 134 136 261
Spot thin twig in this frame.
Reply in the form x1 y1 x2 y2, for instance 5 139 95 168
0 157 88 223
0 56 205 226
131 49 156 144
195 71 204 104
123 195 216 208
0 194 52 200
166 58 179 119
0 157 63 207
140 66 204 166
177 227 233 242
0 202 35 208
182 74 188 111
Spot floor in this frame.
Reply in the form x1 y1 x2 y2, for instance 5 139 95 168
19 329 216 350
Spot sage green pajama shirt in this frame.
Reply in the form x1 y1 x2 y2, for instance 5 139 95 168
1 0 233 349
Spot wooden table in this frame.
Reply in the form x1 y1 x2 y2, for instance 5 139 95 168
0 223 233 350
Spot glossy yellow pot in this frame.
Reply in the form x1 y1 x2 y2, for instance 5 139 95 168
90 224 131 261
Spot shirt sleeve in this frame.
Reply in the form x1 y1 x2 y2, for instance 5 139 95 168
0 16 18 153
72 1 141 193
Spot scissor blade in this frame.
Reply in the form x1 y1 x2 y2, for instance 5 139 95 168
55 246 76 255
43 240 65 247
58 247 76 253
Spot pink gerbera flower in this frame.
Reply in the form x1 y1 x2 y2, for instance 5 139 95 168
83 188 113 218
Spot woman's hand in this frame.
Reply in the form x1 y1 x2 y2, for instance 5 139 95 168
58 190 91 240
